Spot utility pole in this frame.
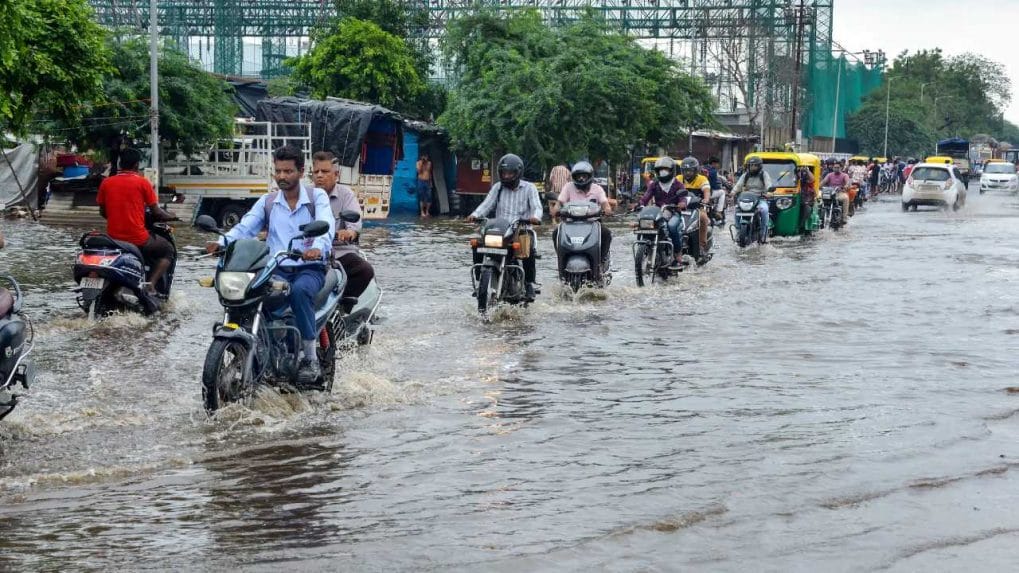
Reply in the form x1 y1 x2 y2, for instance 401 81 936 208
789 0 807 143
149 0 160 178
830 56 842 154
883 76 895 158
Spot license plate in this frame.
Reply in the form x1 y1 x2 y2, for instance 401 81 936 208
80 277 105 290
475 247 507 255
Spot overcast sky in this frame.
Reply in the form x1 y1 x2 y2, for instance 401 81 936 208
833 0 1019 124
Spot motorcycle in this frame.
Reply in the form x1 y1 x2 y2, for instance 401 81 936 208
554 201 611 293
194 212 376 414
730 191 767 248
470 217 538 313
73 222 177 318
632 198 713 287
819 186 845 230
0 276 34 421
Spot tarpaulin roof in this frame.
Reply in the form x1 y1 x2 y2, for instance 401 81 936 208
226 79 269 118
256 97 403 167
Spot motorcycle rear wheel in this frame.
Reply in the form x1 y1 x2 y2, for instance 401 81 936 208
634 244 648 287
477 268 493 313
202 339 252 414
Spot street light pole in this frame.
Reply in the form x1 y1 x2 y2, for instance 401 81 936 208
883 76 895 158
933 95 954 155
831 56 842 154
920 82 928 104
149 0 159 178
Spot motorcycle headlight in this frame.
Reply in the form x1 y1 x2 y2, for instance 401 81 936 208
738 200 755 211
217 272 255 301
638 219 655 230
775 197 794 210
484 234 504 248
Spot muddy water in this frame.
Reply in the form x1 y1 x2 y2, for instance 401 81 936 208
0 191 1018 571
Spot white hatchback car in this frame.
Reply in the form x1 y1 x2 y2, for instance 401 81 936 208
979 161 1018 194
902 163 967 211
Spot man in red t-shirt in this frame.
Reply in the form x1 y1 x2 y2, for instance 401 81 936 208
96 148 178 293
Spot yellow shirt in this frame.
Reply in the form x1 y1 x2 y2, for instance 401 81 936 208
682 174 710 194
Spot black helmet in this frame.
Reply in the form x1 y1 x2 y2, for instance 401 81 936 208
680 157 700 181
653 156 676 185
571 161 594 191
746 156 763 174
497 153 524 189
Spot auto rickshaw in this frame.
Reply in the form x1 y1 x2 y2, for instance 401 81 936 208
742 152 819 237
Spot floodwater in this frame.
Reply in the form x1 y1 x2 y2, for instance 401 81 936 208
1 190 1018 571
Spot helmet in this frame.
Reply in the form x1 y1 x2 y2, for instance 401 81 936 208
680 157 700 181
570 161 594 191
497 153 524 189
653 156 676 185
746 156 763 175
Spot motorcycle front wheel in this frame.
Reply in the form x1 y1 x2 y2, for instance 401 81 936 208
634 244 648 287
568 273 584 293
202 339 252 414
737 223 751 248
477 268 493 313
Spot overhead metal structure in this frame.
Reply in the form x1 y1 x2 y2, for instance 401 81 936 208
88 0 335 77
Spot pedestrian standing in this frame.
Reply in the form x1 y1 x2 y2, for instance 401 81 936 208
548 163 571 197
416 153 433 218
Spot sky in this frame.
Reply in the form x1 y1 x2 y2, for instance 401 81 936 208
833 0 1019 124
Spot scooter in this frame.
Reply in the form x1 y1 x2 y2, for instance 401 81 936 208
554 201 611 293
819 186 845 230
470 217 538 314
72 222 177 318
730 191 767 248
0 276 35 421
194 212 371 414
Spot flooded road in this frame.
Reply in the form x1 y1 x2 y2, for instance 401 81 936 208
1 190 1018 571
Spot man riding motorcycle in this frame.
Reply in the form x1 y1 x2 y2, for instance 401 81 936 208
637 157 690 267
467 153 544 301
311 151 375 298
551 161 613 266
96 147 179 294
730 156 772 245
205 145 336 384
820 161 852 225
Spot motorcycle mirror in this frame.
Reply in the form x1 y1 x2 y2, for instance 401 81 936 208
299 220 330 238
195 215 220 233
339 210 361 224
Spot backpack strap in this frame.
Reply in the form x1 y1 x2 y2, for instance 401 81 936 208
262 185 317 232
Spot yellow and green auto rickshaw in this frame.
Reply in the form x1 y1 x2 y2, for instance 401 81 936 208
741 152 818 238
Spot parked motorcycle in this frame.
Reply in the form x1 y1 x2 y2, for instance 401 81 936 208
731 191 767 248
195 212 376 414
470 217 538 313
554 201 611 292
0 276 34 421
633 198 713 286
819 186 845 230
73 222 177 318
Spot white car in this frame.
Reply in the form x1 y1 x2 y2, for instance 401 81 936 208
902 163 967 211
979 162 1018 194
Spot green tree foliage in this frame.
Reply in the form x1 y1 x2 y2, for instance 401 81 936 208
851 49 1015 153
0 0 109 134
440 10 717 166
846 101 933 158
287 17 425 111
44 36 237 156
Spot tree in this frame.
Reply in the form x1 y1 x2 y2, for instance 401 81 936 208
41 36 237 156
0 0 109 135
440 10 717 167
287 18 425 110
846 100 933 158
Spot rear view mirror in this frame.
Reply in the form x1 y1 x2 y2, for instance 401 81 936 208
195 215 220 233
339 210 361 224
300 220 330 237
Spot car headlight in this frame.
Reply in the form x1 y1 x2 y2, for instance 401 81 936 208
775 197 794 210
217 272 255 301
638 219 655 230
738 200 755 211
484 234 504 248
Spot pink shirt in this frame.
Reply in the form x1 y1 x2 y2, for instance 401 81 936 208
558 182 608 206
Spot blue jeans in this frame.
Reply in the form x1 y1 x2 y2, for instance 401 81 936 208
757 201 769 243
666 211 685 251
273 265 325 341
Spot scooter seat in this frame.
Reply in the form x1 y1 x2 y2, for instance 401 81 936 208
0 288 12 318
83 234 143 261
314 268 340 309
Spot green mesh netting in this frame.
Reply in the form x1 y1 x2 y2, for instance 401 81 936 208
803 53 884 139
